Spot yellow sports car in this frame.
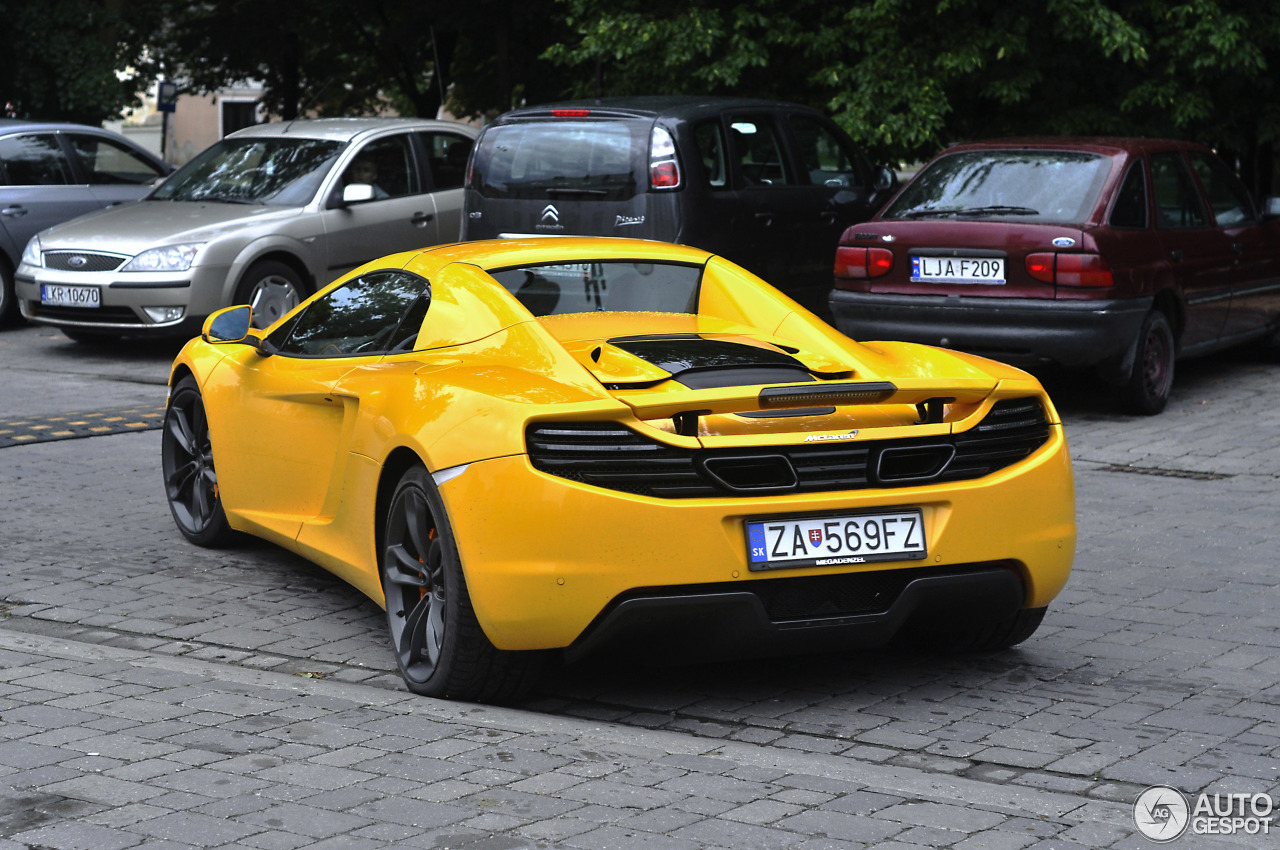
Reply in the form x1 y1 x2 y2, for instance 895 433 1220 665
163 237 1075 702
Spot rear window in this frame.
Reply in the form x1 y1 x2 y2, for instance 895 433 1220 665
883 150 1111 224
469 120 643 201
488 261 701 315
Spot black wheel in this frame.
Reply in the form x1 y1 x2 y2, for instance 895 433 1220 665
161 376 234 547
1119 310 1175 415
923 607 1047 654
234 260 306 329
381 465 543 702
0 261 15 326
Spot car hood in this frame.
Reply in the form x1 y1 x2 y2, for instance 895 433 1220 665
35 200 305 254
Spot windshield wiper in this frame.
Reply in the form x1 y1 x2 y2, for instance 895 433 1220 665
956 205 1040 216
545 187 609 196
190 195 256 205
899 204 1040 219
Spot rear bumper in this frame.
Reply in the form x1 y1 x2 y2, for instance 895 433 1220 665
436 428 1076 652
829 289 1153 369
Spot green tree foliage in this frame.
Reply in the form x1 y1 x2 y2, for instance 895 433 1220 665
0 0 151 123
547 0 1280 194
141 0 574 121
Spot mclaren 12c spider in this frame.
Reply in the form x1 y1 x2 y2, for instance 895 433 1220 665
163 237 1076 702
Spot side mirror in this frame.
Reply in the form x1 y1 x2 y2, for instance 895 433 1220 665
342 183 376 205
202 305 252 343
873 165 897 194
1263 196 1280 219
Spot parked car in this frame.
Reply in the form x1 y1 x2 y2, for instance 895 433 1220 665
164 236 1076 702
15 117 477 341
829 137 1280 414
462 96 897 317
0 119 171 325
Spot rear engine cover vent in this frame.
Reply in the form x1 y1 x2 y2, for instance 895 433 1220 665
526 398 1050 498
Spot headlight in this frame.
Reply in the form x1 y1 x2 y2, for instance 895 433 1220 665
20 237 41 268
121 243 204 272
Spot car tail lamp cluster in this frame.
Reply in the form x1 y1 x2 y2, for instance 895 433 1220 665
649 126 681 190
834 246 894 280
1025 252 1114 287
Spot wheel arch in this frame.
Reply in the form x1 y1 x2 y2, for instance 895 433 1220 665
167 362 197 393
233 250 317 300
374 446 430 579
1152 287 1184 348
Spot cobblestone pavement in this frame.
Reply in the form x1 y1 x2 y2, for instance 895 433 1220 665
1 323 1278 848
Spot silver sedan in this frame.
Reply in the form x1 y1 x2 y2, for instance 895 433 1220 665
15 117 477 340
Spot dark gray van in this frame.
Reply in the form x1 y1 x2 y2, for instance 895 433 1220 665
462 96 896 317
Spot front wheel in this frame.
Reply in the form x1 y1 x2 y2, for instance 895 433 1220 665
234 260 306 329
161 376 234 547
1119 310 1175 415
381 465 544 702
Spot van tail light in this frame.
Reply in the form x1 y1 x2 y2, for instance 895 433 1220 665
649 126 681 190
552 109 591 117
1025 252 1114 287
834 246 894 280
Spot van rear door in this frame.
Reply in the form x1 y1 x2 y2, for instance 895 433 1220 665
463 114 678 242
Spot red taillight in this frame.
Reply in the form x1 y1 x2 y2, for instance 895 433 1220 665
649 126 680 190
1025 252 1055 283
650 161 679 188
1024 252 1113 287
551 109 591 117
834 246 894 279
1057 253 1113 287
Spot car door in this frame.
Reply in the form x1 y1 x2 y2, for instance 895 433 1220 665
63 132 168 208
1150 150 1232 351
782 113 883 284
209 270 431 542
414 130 474 241
1186 150 1280 341
321 133 440 281
0 132 98 259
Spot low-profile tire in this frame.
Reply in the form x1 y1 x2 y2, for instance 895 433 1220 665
1119 310 1175 415
161 376 234 547
381 465 544 702
233 260 306 329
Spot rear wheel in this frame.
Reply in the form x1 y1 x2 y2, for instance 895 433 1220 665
1119 310 1175 415
381 465 543 702
161 376 234 547
234 260 306 329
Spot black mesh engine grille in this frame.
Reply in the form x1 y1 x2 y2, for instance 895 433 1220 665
526 398 1050 498
42 252 128 272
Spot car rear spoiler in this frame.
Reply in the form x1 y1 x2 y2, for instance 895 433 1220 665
614 378 1001 436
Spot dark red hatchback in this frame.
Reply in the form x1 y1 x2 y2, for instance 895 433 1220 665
829 138 1280 413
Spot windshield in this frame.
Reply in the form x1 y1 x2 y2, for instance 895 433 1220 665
152 138 345 206
470 121 641 201
488 261 702 315
883 150 1111 224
